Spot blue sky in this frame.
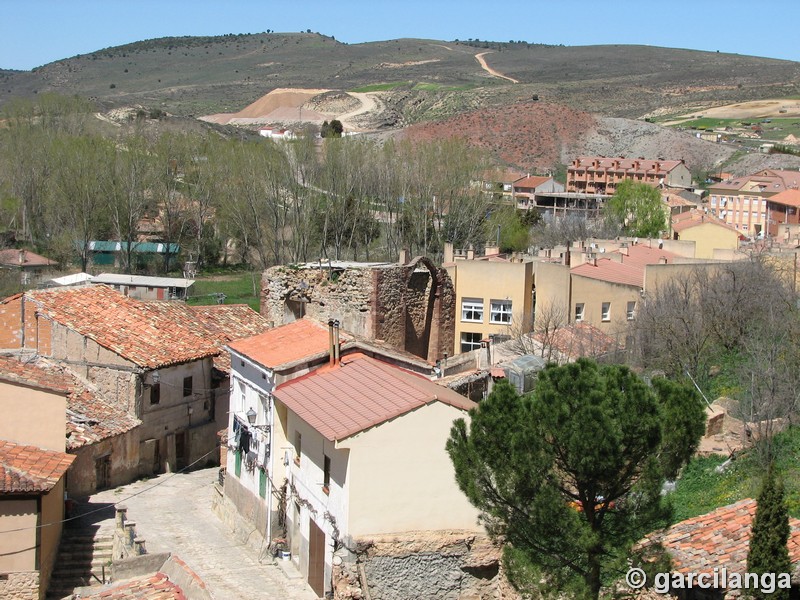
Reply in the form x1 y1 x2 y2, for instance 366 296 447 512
2 0 799 71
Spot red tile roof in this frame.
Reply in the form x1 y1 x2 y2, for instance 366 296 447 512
79 572 186 599
23 286 220 369
0 355 141 449
275 354 476 441
768 188 800 209
537 323 619 359
0 249 57 268
571 258 645 287
182 304 271 373
571 244 678 287
649 499 800 576
513 175 552 189
672 209 739 234
228 318 346 369
571 156 685 174
0 354 71 395
0 440 74 493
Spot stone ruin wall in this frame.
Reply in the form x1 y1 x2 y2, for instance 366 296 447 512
332 531 518 600
261 266 376 339
260 262 455 363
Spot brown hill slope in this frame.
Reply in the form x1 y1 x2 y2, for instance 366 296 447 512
403 101 735 173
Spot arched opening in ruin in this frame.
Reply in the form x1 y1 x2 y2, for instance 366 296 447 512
402 256 441 362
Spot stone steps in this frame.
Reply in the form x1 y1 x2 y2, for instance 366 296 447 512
46 529 114 600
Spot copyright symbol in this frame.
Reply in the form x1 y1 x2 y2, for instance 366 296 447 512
626 567 647 589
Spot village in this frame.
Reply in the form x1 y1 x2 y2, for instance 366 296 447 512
1 136 800 600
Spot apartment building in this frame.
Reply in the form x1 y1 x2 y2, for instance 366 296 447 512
566 156 692 194
708 169 800 235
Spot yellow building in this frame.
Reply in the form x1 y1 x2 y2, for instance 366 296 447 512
444 249 535 354
0 357 75 600
671 209 740 259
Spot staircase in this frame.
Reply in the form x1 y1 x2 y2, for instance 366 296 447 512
46 527 113 600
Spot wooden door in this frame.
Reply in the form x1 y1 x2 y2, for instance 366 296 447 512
175 431 187 470
308 518 325 598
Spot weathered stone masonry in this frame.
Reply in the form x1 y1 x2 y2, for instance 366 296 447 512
260 258 455 363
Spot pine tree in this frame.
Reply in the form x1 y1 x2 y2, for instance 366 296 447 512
747 464 791 600
446 359 706 599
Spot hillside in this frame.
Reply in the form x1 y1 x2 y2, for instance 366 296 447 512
402 101 736 174
3 33 800 123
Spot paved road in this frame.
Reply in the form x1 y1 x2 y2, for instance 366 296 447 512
82 468 318 600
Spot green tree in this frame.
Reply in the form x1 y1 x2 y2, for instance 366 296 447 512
604 179 666 238
747 465 791 600
446 360 705 599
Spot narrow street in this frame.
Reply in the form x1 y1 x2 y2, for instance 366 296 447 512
80 468 318 600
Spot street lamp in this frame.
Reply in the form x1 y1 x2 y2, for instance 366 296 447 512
246 407 257 425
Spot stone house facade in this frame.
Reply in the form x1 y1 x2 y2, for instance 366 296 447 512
0 287 269 477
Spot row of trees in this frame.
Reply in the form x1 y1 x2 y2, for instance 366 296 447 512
0 94 536 274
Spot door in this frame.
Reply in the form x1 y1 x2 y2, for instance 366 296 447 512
175 431 187 470
308 518 325 597
95 455 111 490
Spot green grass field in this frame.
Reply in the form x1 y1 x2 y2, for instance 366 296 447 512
668 425 800 523
351 81 412 92
186 272 260 312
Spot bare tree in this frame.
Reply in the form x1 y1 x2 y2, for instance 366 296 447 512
505 300 568 362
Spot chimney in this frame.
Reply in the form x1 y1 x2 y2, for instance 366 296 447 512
328 319 335 366
18 250 25 264
333 320 341 365
444 242 454 264
467 244 475 260
658 257 668 264
484 243 500 256
619 245 629 256
399 248 409 265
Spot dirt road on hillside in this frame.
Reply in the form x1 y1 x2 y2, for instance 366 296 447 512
475 52 519 83
337 92 380 131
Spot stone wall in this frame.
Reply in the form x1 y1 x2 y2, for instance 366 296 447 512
332 531 515 600
0 571 39 600
260 259 455 363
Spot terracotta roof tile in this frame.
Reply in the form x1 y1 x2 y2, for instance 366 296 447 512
572 156 684 174
0 354 71 394
0 440 74 493
0 249 57 268
571 244 679 287
0 355 141 449
536 323 619 359
25 286 218 369
275 354 476 441
768 188 800 209
672 209 740 234
513 175 552 189
79 572 186 599
228 318 346 369
650 499 800 576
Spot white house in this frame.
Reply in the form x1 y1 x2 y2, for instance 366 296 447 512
222 321 482 598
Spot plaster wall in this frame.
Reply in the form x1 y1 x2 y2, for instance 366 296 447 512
0 381 66 452
344 401 480 537
0 498 38 572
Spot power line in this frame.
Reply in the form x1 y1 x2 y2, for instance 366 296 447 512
0 446 221 535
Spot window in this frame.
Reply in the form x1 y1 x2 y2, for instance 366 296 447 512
183 376 193 397
490 300 512 324
294 431 302 465
575 303 585 322
627 301 636 321
601 302 611 322
460 332 482 353
259 468 267 498
150 383 160 405
461 298 483 322
323 455 331 494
